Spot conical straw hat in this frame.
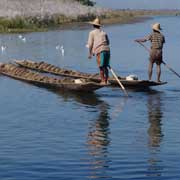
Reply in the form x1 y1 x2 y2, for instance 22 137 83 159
89 18 101 27
152 23 162 32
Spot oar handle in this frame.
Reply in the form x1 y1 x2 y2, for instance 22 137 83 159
137 41 150 53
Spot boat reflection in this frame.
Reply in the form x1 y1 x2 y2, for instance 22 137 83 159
84 95 125 179
48 88 103 106
146 91 164 177
47 87 113 178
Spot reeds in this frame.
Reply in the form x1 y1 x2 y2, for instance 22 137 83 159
0 0 180 32
0 0 105 19
0 0 107 32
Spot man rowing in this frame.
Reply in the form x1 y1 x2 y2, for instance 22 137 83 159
87 17 110 85
135 23 165 82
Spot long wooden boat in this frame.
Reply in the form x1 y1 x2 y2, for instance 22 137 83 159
14 60 167 88
0 63 105 92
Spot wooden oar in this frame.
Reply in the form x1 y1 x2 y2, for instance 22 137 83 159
108 66 128 97
162 61 180 79
137 41 151 53
137 41 180 79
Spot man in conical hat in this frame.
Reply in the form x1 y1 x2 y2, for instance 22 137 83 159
87 17 110 84
135 23 165 82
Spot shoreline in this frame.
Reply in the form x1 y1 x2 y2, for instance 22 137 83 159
0 9 180 33
49 16 152 32
50 9 180 30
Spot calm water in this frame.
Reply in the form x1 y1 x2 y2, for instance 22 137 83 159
0 16 180 179
95 0 180 9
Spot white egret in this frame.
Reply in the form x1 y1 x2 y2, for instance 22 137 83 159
60 45 64 56
21 37 26 42
18 35 23 39
1 45 6 52
56 45 60 50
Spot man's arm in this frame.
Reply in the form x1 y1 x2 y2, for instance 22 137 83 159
163 35 165 44
88 46 93 59
106 34 110 45
87 32 94 59
134 38 147 43
135 35 151 43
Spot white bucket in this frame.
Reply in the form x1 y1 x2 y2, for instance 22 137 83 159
126 74 138 81
74 79 83 84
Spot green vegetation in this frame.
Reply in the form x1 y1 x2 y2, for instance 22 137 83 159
75 0 95 6
0 17 44 32
0 14 93 33
0 13 97 33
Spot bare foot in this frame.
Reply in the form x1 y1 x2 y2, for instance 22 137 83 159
100 81 106 85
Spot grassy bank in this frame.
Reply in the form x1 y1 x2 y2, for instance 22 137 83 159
0 0 104 32
100 9 180 25
0 0 180 32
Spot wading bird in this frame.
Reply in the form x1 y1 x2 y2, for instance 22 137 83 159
1 45 6 53
56 45 65 56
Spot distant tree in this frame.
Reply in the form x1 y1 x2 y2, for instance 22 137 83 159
75 0 95 6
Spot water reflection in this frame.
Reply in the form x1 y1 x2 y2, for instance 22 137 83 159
87 102 111 179
52 87 127 179
147 91 164 148
49 87 112 178
146 91 164 177
48 88 103 106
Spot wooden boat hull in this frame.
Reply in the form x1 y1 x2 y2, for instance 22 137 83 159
0 63 104 92
108 79 167 88
14 60 167 88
